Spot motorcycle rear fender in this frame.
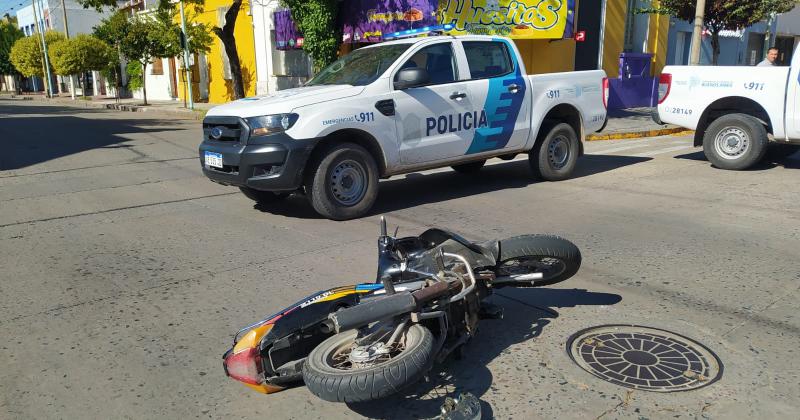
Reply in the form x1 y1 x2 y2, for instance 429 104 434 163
225 283 384 393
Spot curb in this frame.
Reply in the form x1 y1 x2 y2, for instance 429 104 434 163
4 94 207 120
586 127 693 141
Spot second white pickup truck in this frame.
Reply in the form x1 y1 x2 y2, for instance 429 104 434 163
200 34 608 220
655 49 800 170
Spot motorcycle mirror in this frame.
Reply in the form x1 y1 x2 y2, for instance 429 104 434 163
380 216 387 236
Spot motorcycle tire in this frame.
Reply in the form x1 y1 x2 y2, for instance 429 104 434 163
496 235 581 287
302 324 434 402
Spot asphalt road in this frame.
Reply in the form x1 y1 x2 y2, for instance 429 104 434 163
1 100 798 419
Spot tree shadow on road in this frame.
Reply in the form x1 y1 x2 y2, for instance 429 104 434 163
256 155 651 219
345 287 623 419
0 113 190 170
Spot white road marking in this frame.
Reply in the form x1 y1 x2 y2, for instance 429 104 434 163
591 140 686 155
631 145 696 157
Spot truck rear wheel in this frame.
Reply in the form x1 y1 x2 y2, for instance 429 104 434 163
305 143 379 221
703 114 767 170
530 123 579 181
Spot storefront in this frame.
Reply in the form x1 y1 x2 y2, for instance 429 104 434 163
277 0 581 75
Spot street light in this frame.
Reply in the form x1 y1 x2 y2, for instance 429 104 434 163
178 0 193 110
31 0 53 97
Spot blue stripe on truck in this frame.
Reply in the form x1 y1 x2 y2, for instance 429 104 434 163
466 38 526 155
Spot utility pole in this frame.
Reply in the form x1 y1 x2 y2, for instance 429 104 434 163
689 0 706 65
59 0 75 99
31 0 54 97
178 0 193 110
763 12 776 60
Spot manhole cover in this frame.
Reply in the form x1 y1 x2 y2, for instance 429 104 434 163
567 325 722 392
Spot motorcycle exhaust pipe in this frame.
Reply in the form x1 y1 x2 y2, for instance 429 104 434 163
326 292 417 333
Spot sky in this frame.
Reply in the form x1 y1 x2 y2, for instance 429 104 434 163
1 0 31 19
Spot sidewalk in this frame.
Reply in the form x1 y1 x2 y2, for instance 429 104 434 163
587 107 690 141
1 93 213 120
2 93 691 139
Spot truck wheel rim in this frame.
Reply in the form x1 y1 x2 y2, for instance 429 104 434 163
330 159 367 206
714 127 749 160
549 135 570 169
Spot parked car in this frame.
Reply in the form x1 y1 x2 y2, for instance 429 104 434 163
200 35 608 220
655 50 800 170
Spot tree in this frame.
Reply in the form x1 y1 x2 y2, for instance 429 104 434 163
48 34 114 98
646 0 797 65
9 30 65 89
281 0 340 72
94 11 130 98
0 17 24 92
120 17 172 105
212 0 245 99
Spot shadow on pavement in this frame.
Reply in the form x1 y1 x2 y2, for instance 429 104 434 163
256 155 651 219
675 150 800 170
346 288 623 419
0 102 108 116
0 113 188 170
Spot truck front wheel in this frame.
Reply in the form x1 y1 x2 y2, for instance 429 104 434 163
530 123 579 181
305 143 379 221
703 114 767 170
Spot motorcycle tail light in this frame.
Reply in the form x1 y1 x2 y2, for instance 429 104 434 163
224 347 263 385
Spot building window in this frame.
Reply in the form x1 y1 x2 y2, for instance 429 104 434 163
151 58 164 75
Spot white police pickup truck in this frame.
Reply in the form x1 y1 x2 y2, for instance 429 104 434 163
200 35 608 220
655 49 800 170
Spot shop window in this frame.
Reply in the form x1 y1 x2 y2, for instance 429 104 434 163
151 58 164 75
463 41 512 79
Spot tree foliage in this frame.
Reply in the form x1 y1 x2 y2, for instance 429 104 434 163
645 0 797 64
281 0 340 72
48 34 114 76
119 17 174 105
9 31 65 77
1 17 24 77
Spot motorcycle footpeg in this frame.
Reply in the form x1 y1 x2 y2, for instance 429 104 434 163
479 302 504 320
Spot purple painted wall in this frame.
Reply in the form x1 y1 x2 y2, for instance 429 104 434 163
607 53 659 110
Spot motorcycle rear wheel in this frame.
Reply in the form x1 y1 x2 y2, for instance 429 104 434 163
302 324 434 402
496 235 581 287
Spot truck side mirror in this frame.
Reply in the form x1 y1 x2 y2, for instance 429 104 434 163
394 68 430 90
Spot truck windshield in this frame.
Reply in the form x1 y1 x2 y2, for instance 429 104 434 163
306 44 412 87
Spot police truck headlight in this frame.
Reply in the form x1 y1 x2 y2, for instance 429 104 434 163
245 114 299 137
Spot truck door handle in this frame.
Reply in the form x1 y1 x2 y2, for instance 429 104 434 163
450 92 467 100
507 84 520 93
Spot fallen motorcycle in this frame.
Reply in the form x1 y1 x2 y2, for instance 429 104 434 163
222 217 581 402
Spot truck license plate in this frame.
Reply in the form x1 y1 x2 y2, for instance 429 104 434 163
204 151 223 169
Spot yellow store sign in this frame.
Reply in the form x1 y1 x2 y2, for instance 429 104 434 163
438 0 575 39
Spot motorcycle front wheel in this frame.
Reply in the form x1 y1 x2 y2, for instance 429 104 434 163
302 324 434 402
496 235 582 287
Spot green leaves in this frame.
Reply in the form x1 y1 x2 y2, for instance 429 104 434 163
9 30 65 78
655 0 797 31
0 17 24 76
48 34 114 76
281 0 341 72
